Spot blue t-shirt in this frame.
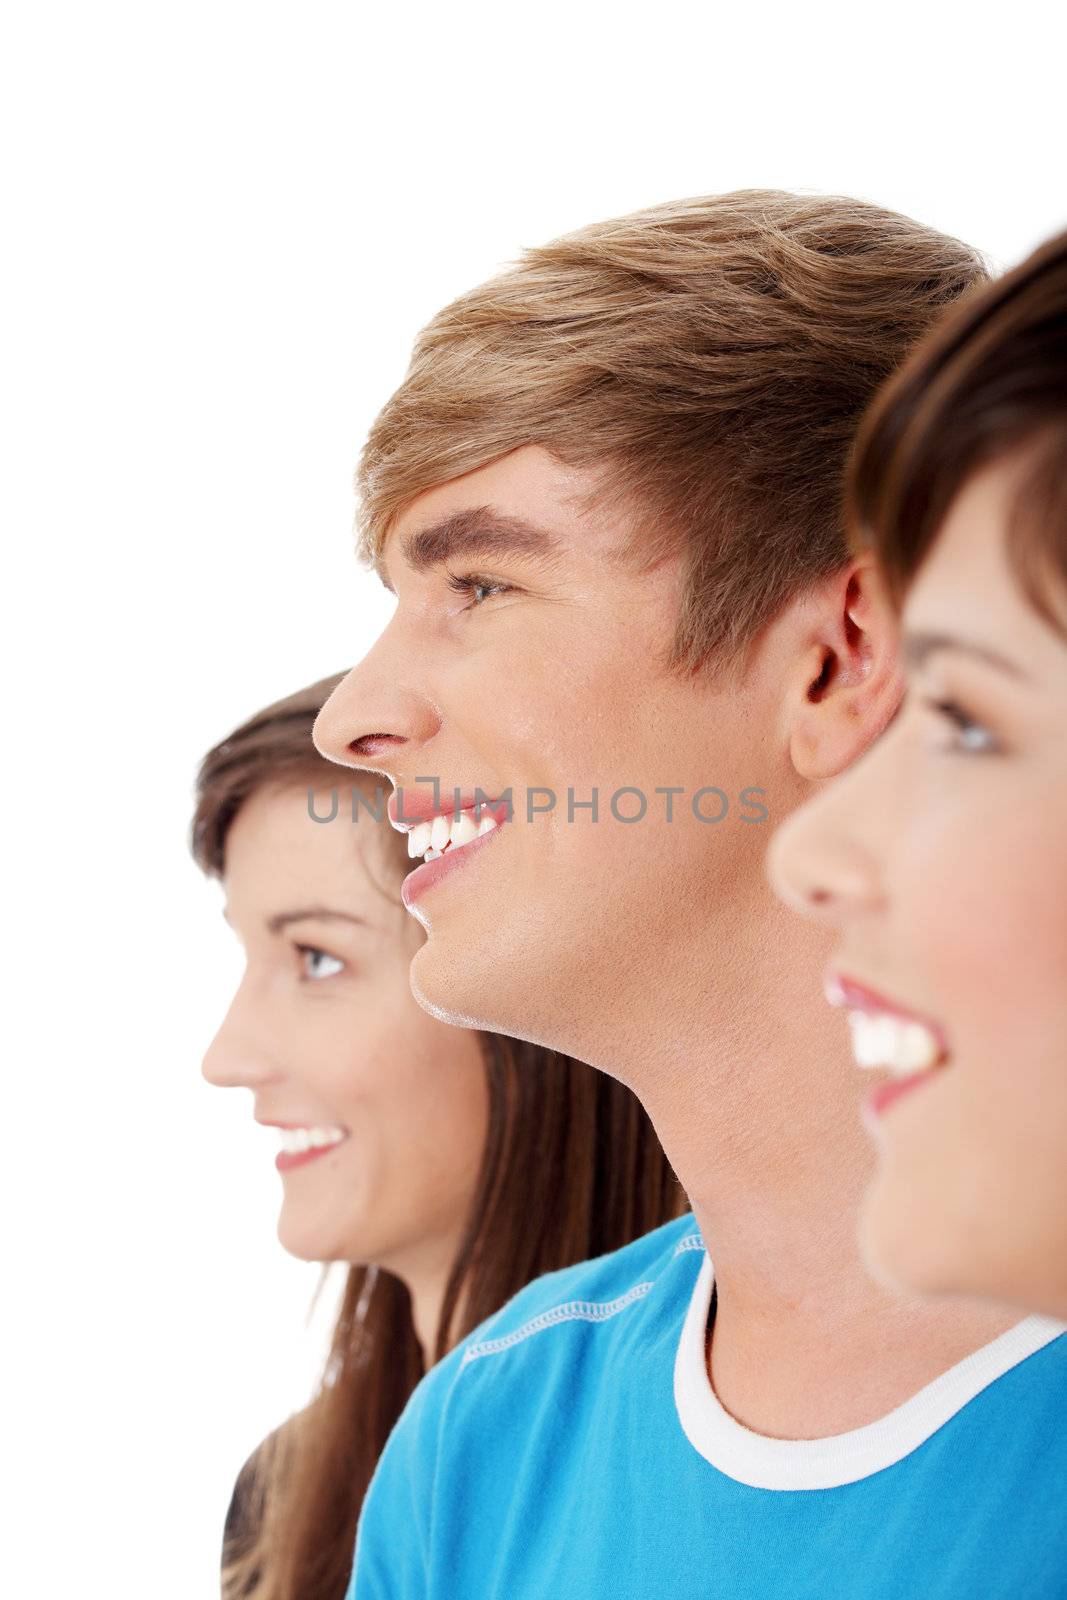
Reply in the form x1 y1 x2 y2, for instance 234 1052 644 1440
349 1215 1067 1598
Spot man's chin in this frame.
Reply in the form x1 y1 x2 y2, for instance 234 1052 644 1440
407 938 493 1029
408 937 596 1067
408 936 549 1044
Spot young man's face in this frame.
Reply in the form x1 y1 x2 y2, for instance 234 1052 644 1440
315 446 783 1065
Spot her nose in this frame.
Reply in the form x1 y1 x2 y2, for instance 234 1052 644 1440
201 987 284 1091
767 781 884 926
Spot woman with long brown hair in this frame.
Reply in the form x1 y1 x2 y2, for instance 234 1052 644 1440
191 671 683 1600
771 229 1067 1322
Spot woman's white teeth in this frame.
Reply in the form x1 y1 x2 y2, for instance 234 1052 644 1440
408 809 500 864
278 1126 347 1155
847 1012 942 1076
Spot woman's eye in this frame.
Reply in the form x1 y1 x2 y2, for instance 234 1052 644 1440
922 697 1000 755
296 945 345 981
445 571 515 608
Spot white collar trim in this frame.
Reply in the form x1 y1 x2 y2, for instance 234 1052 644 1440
674 1251 1066 1491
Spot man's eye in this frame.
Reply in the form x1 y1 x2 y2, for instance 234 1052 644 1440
296 945 345 981
922 697 1000 755
445 572 515 608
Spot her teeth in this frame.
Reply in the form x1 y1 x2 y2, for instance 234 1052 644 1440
424 847 443 861
476 812 497 836
449 811 478 848
278 1126 346 1154
430 813 451 851
847 1012 942 1076
848 1013 894 1069
409 821 433 858
895 1022 941 1073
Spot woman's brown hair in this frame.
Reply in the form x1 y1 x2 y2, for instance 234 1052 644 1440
848 227 1067 635
190 672 684 1600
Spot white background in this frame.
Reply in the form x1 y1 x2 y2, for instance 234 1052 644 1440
4 3 1066 1593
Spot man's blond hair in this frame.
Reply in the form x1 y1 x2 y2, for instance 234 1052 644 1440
358 191 989 671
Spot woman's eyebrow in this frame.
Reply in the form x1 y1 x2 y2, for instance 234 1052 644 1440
266 907 372 934
376 506 562 590
902 629 1031 682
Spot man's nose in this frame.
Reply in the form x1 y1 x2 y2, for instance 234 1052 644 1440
313 635 441 773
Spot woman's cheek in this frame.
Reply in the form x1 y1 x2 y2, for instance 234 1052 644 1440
901 783 1025 1004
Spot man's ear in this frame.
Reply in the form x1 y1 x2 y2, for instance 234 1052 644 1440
785 558 903 781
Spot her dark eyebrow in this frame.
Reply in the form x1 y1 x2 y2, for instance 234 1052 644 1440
902 629 1031 683
376 507 562 591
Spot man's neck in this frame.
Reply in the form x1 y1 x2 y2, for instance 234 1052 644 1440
583 899 1020 1438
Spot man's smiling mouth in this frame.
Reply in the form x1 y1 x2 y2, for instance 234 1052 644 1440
398 806 508 913
388 789 511 868
405 807 502 865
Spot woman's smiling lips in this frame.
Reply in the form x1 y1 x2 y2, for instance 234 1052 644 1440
257 1121 351 1173
824 972 951 1125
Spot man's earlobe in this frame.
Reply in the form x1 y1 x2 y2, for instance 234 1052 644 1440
788 563 903 782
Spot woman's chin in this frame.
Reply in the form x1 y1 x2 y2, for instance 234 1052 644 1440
276 1203 380 1267
276 1210 342 1264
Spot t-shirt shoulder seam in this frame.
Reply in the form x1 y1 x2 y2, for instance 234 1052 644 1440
460 1226 704 1367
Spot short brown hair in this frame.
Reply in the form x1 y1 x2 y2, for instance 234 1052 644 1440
358 191 989 671
848 227 1067 637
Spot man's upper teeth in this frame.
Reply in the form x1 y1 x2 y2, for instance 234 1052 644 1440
430 813 451 851
278 1126 347 1154
407 810 498 860
847 1012 942 1075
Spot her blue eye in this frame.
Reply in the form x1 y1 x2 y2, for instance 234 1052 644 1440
296 945 345 981
924 698 1000 755
445 572 514 608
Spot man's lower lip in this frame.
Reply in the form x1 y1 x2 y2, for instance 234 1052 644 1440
275 1140 347 1173
401 825 503 910
862 1067 942 1127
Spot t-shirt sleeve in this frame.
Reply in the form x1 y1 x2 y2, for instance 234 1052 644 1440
343 1264 592 1599
346 1345 459 1599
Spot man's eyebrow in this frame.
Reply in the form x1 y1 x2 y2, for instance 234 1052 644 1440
376 507 563 589
265 908 372 935
902 630 1030 682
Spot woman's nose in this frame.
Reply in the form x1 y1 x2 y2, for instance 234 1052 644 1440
201 996 284 1091
768 785 883 925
